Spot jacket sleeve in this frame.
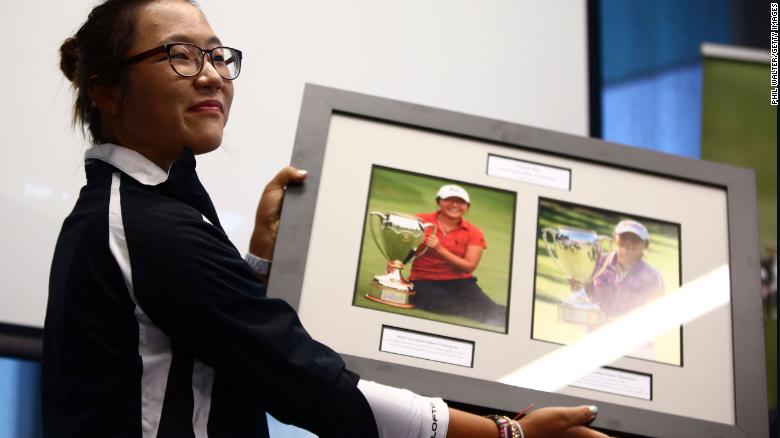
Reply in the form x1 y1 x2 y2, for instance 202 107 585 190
124 204 377 437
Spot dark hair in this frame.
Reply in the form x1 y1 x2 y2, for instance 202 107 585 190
60 0 193 142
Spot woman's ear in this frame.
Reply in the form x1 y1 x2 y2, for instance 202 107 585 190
87 75 122 116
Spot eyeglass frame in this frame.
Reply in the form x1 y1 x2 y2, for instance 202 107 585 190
125 42 243 80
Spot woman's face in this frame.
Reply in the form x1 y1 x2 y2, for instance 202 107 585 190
615 232 645 268
437 196 469 220
110 0 234 168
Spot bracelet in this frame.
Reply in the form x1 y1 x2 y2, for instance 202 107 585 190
485 415 524 438
510 419 525 438
245 253 272 276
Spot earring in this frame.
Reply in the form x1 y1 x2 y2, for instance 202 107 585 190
90 101 97 108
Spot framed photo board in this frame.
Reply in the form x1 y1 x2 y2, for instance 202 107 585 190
269 84 769 437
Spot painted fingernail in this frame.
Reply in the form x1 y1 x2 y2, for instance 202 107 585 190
296 169 308 176
588 405 598 417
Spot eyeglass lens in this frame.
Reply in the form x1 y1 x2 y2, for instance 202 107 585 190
169 44 241 79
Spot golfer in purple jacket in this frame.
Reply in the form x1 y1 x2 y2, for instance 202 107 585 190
572 219 665 321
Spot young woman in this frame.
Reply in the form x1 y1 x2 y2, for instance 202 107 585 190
44 1 609 436
410 184 507 327
568 219 665 321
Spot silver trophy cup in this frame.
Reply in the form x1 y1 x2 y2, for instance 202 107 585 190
542 226 613 325
367 212 436 308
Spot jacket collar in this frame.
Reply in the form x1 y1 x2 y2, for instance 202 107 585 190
84 143 171 186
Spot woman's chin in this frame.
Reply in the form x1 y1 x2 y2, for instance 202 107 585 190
441 211 464 220
187 135 223 155
190 143 221 155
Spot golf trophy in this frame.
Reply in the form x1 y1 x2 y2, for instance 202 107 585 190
366 212 436 308
542 226 613 325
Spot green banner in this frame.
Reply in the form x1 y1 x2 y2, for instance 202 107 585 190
702 55 777 252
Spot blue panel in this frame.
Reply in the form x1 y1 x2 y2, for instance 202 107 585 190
0 358 20 438
267 413 317 437
600 0 731 83
602 63 702 158
0 357 42 438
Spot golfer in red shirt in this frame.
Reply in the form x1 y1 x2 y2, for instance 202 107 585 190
410 184 507 327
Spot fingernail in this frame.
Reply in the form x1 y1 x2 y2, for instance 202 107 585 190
588 405 598 417
296 169 308 176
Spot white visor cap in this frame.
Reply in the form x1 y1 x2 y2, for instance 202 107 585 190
436 184 470 204
615 219 649 241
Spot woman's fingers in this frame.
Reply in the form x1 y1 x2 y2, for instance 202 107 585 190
264 166 308 196
249 167 308 257
521 406 601 437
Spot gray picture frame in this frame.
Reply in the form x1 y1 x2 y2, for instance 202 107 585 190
269 83 769 438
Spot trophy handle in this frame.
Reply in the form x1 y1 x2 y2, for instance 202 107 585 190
368 212 390 261
597 235 613 253
590 235 614 279
542 227 572 279
411 222 438 260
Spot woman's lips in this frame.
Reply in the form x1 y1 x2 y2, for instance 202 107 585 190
188 100 224 113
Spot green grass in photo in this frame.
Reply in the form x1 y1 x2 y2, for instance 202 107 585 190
353 166 515 333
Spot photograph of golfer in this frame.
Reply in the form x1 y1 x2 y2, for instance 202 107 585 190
567 219 665 320
353 166 515 333
409 184 507 327
532 198 682 365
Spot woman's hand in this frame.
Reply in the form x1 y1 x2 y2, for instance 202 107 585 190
248 166 307 260
424 241 483 274
568 278 584 291
447 405 609 438
520 406 610 437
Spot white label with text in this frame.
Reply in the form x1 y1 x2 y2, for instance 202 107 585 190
571 367 651 400
487 155 570 190
380 327 473 367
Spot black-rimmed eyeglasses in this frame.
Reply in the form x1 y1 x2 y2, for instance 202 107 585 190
126 43 243 80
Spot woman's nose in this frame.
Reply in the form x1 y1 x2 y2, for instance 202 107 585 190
195 55 224 88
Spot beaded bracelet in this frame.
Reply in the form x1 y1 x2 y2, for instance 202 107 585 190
510 419 525 438
485 415 524 438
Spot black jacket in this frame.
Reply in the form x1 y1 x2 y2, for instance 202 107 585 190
43 144 377 437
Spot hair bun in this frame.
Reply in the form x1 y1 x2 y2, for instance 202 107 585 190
60 37 80 82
